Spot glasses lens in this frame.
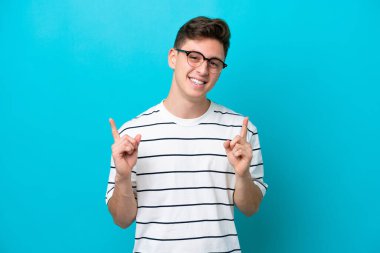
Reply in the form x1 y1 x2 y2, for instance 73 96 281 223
185 50 225 73
209 59 223 73
187 52 203 66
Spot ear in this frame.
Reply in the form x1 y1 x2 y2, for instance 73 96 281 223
168 48 177 70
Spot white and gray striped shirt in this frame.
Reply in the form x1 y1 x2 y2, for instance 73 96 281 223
106 100 268 253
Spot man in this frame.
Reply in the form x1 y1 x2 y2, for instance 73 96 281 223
105 16 268 252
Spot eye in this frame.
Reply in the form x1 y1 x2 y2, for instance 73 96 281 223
209 60 221 68
188 53 202 61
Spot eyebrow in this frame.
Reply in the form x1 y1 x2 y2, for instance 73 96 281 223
186 49 225 62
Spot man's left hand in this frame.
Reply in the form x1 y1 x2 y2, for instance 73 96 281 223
223 117 253 177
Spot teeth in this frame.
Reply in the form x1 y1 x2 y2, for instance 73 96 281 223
190 78 205 85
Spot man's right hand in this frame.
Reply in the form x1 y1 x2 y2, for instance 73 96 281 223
109 118 142 179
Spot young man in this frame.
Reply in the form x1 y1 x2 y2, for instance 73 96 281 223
105 16 268 252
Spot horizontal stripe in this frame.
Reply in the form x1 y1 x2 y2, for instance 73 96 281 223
106 194 137 201
109 170 264 187
109 170 263 179
112 154 258 166
138 202 234 209
138 153 227 159
137 186 234 193
199 122 257 135
106 187 114 195
137 110 160 117
136 218 234 225
213 110 242 116
250 162 263 167
135 233 238 241
141 137 228 142
253 179 268 189
137 169 235 176
210 249 241 253
107 183 136 189
108 175 265 188
119 122 176 134
106 185 136 195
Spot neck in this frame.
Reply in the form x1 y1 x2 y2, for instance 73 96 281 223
163 95 211 119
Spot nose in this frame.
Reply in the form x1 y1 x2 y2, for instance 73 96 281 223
195 60 209 75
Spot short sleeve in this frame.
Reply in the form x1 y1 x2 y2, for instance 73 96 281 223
105 156 137 204
248 122 268 197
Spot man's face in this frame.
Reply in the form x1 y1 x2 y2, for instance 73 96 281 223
168 38 226 102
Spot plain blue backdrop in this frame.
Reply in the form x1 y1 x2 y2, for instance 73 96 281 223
1 0 379 252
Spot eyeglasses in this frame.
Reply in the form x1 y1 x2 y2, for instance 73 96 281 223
175 48 227 73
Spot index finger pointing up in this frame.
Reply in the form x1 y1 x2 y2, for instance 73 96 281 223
109 118 120 141
240 117 249 140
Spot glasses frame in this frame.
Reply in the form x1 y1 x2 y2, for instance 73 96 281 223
175 48 228 73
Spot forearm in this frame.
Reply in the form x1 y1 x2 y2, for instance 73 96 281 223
234 171 263 216
107 173 137 228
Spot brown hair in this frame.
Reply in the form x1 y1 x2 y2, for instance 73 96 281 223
174 16 231 57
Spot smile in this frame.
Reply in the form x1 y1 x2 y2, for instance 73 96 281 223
189 77 206 85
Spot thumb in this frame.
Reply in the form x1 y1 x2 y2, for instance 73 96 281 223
223 140 231 150
135 134 142 147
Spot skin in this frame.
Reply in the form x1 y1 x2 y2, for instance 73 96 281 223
224 117 263 216
107 118 140 228
108 38 263 228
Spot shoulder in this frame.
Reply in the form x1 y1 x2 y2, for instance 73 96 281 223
212 102 244 118
117 103 162 136
210 101 258 135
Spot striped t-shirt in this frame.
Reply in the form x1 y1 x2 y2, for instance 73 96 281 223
106 100 268 253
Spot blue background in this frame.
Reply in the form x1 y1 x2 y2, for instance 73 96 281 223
1 0 379 252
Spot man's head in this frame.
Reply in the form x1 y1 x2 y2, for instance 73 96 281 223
167 17 231 103
174 16 230 58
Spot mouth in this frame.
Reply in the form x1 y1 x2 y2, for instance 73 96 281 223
189 77 207 87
